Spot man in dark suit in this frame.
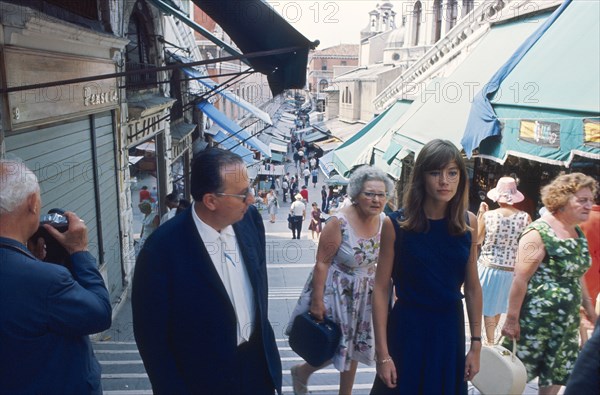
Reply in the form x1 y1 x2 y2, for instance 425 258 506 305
0 159 112 394
132 148 282 394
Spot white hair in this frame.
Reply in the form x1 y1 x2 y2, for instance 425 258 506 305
0 159 39 214
347 165 395 202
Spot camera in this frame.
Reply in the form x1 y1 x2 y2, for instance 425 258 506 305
40 212 69 231
30 209 71 268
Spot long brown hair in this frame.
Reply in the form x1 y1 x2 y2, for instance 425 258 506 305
401 139 470 235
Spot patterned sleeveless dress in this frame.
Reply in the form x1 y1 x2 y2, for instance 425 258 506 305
287 212 385 371
502 220 590 386
478 210 530 316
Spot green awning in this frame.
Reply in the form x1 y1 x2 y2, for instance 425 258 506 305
269 152 285 163
477 0 600 165
332 99 412 176
394 12 550 150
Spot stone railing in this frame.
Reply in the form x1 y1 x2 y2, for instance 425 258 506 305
374 0 522 110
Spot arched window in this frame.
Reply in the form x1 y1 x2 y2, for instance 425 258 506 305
446 0 458 32
126 2 156 90
412 1 422 46
345 86 352 104
319 80 328 92
433 0 442 43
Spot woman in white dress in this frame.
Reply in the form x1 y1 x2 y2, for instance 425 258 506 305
287 165 394 395
267 189 278 223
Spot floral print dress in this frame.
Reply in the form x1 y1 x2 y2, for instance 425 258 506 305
503 220 590 386
287 212 384 371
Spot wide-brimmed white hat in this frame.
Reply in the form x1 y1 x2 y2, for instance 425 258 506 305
487 177 524 204
295 193 303 200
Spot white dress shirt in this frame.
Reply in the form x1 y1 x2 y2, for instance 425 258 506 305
160 208 177 225
192 209 256 345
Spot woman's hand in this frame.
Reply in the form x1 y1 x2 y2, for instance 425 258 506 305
464 347 481 382
376 357 397 389
478 202 489 215
501 316 521 341
309 299 327 322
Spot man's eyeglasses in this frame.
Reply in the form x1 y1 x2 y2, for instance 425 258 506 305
215 191 251 203
361 191 387 200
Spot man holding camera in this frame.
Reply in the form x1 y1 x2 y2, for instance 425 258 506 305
0 159 111 394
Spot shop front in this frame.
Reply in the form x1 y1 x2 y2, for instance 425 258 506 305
1 42 127 305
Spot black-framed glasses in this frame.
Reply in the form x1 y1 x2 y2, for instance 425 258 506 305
361 191 387 200
215 191 251 203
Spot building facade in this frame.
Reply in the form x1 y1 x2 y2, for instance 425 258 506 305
0 0 202 310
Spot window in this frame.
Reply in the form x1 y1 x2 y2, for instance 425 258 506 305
434 0 442 43
321 62 328 71
341 61 347 66
126 2 157 90
446 0 458 32
463 0 474 15
392 53 400 61
319 80 328 92
412 1 422 46
343 86 352 104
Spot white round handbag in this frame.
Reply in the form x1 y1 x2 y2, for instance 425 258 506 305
472 338 528 395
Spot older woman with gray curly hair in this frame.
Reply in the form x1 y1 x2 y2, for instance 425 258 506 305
502 172 598 395
287 165 394 395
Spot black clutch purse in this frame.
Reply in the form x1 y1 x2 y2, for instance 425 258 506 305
288 312 341 367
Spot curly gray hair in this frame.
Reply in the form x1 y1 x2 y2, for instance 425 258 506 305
346 165 394 202
0 159 39 214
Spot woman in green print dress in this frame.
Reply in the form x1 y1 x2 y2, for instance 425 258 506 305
502 173 598 395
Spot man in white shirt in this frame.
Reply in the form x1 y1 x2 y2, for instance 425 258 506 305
159 192 179 225
132 148 282 395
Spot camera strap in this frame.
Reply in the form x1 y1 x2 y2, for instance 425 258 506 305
0 241 38 261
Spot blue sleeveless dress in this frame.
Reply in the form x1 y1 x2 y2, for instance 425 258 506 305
372 213 471 395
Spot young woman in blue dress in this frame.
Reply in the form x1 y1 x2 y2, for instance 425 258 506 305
371 139 482 394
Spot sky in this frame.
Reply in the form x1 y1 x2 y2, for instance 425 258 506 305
267 1 408 49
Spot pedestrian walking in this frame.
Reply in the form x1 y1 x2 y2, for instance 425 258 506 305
300 185 309 203
501 173 597 394
308 202 322 240
0 159 111 394
476 177 530 344
303 167 311 187
282 179 290 203
290 177 298 196
288 165 393 395
311 168 319 188
267 189 279 223
289 194 306 239
138 199 159 253
321 185 328 213
132 148 282 394
160 192 179 225
372 139 482 395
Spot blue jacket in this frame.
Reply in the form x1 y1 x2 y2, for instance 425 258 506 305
0 237 111 394
132 205 282 394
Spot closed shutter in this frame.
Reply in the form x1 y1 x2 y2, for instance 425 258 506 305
5 111 123 302
92 112 123 299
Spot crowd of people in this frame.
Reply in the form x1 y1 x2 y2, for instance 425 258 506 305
1 138 598 395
